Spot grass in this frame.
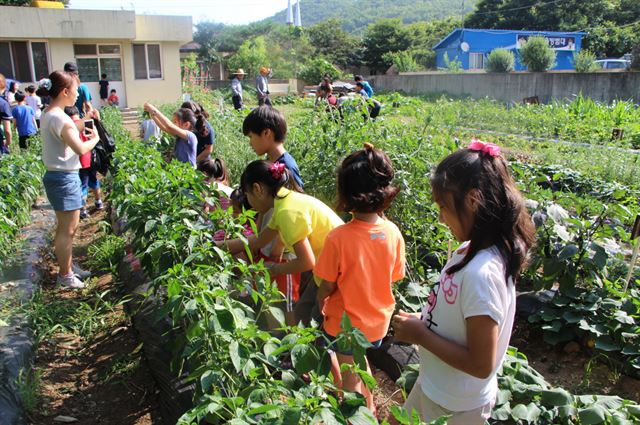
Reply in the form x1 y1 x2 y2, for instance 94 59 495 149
16 367 41 414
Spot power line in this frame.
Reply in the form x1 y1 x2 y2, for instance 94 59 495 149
471 0 566 16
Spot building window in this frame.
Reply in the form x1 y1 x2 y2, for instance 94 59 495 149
470 53 484 70
0 41 50 82
73 44 122 82
133 44 162 80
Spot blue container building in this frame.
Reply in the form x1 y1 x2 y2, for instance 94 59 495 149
434 29 586 71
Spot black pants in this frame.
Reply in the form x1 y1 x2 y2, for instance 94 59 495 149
19 135 33 149
232 95 243 110
294 271 323 327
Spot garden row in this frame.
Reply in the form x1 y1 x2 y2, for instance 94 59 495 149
0 139 44 268
108 85 640 423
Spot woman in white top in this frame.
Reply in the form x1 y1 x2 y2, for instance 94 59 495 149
40 71 101 289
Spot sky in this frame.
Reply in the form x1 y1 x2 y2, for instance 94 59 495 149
68 0 291 25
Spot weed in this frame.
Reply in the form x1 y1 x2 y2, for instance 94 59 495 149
85 233 126 275
16 367 40 413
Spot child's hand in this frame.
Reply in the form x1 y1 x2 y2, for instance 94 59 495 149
392 310 427 346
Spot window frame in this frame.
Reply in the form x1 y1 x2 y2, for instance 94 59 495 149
133 43 163 81
469 52 485 70
0 40 51 82
73 43 123 82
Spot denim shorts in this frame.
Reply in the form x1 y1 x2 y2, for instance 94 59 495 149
79 168 101 196
43 170 83 212
323 331 383 356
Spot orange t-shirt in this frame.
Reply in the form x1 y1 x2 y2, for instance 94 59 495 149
314 218 406 341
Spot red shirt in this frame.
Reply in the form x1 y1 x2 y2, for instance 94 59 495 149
79 131 91 169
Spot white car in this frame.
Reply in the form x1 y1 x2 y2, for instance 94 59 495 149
595 59 631 70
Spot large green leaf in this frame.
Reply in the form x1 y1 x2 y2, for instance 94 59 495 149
291 343 319 374
540 388 573 407
578 406 607 425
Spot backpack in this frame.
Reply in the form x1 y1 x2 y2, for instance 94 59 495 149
91 118 116 175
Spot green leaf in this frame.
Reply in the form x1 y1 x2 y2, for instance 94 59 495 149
511 403 541 423
540 388 573 407
578 406 607 425
562 310 583 324
558 244 579 260
267 305 285 327
491 403 512 421
291 343 319 375
344 406 377 425
595 336 621 352
247 404 281 415
279 407 302 425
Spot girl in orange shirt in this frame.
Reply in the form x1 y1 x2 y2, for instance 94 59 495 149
315 143 406 415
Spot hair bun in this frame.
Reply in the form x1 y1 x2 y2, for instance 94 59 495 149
363 142 374 151
39 78 52 90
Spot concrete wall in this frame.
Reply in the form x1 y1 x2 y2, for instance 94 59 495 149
368 72 640 104
1 6 136 39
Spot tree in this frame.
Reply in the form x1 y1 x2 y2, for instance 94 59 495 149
486 49 515 72
298 58 342 84
404 18 458 69
226 36 269 78
519 36 556 72
308 19 360 68
573 50 598 72
362 19 411 73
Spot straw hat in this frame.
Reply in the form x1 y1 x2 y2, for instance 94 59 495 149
233 68 246 75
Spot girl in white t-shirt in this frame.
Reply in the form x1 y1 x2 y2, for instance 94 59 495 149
391 140 536 425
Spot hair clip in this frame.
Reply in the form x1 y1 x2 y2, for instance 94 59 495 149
363 142 374 151
468 138 501 157
39 78 52 90
269 162 286 179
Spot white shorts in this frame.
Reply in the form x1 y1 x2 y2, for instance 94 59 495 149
403 382 493 425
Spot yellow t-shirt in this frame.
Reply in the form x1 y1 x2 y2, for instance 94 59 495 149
267 188 344 260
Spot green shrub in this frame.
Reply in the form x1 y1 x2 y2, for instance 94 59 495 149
298 57 342 84
519 36 556 72
574 50 598 73
382 51 421 72
486 49 515 73
443 52 463 73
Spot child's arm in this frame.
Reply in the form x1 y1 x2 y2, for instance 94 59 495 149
316 279 337 306
219 227 278 255
392 311 498 379
269 238 314 276
144 103 190 140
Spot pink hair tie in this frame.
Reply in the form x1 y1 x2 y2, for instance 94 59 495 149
468 138 501 157
269 162 286 179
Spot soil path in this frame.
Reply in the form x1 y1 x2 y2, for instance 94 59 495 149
28 206 163 425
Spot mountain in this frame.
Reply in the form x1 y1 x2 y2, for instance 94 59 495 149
266 0 478 33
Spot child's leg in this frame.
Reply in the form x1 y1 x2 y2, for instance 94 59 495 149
88 169 102 203
336 352 376 413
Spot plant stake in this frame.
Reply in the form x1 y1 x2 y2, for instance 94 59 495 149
624 214 640 292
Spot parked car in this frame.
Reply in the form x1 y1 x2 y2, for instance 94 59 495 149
595 59 631 70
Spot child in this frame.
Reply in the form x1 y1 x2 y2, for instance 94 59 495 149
243 106 304 189
219 160 344 326
11 92 38 149
391 140 536 425
63 106 104 219
182 101 215 162
197 158 232 212
315 143 405 414
99 74 109 106
140 111 161 143
354 75 374 98
143 103 198 167
25 85 43 128
107 89 119 107
355 83 381 119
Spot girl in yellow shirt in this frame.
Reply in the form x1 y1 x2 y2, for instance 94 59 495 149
219 160 343 325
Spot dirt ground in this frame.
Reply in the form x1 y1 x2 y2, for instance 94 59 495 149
511 317 640 402
28 206 162 425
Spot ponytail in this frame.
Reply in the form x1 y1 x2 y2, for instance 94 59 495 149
197 157 228 183
36 71 77 99
240 160 302 198
181 100 210 138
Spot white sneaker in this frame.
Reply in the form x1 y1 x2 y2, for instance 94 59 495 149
57 274 86 289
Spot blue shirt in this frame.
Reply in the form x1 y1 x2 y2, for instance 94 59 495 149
196 121 215 157
361 81 374 98
12 104 37 137
0 97 11 143
277 151 304 189
75 84 92 118
175 131 198 167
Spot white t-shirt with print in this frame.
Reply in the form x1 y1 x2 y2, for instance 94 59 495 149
417 242 516 412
